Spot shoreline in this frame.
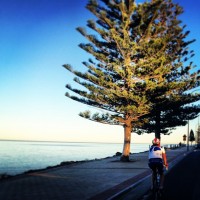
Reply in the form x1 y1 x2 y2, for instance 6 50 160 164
0 144 182 180
0 153 120 180
0 141 150 177
0 150 149 181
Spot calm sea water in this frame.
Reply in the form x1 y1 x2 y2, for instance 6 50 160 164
0 140 149 175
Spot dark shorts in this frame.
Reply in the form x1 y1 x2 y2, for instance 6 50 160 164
148 158 164 175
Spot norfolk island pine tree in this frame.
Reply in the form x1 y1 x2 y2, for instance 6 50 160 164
133 0 200 139
63 0 200 161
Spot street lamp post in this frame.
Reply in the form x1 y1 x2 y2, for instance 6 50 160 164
187 119 189 151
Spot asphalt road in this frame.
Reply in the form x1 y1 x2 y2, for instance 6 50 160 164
146 149 200 200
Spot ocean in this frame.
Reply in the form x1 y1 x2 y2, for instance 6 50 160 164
0 140 150 175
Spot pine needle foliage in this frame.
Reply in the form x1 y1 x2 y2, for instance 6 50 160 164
132 0 200 139
134 95 200 138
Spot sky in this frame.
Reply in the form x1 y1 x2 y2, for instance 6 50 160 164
0 0 200 145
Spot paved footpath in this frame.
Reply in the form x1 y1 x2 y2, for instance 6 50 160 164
0 146 191 200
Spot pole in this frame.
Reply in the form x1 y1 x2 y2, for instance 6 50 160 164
187 119 189 151
198 115 200 145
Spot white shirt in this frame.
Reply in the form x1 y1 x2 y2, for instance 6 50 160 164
148 145 165 159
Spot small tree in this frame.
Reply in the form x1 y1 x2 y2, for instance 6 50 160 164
196 126 200 144
189 129 195 145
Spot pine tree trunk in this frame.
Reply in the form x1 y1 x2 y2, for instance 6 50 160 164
120 123 132 162
155 111 161 139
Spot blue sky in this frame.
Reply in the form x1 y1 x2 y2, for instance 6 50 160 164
0 0 200 144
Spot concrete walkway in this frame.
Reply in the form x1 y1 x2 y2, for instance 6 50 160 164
0 146 191 200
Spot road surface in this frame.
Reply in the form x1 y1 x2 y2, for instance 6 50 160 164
146 149 200 200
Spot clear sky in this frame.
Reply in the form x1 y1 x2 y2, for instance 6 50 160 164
0 0 200 144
